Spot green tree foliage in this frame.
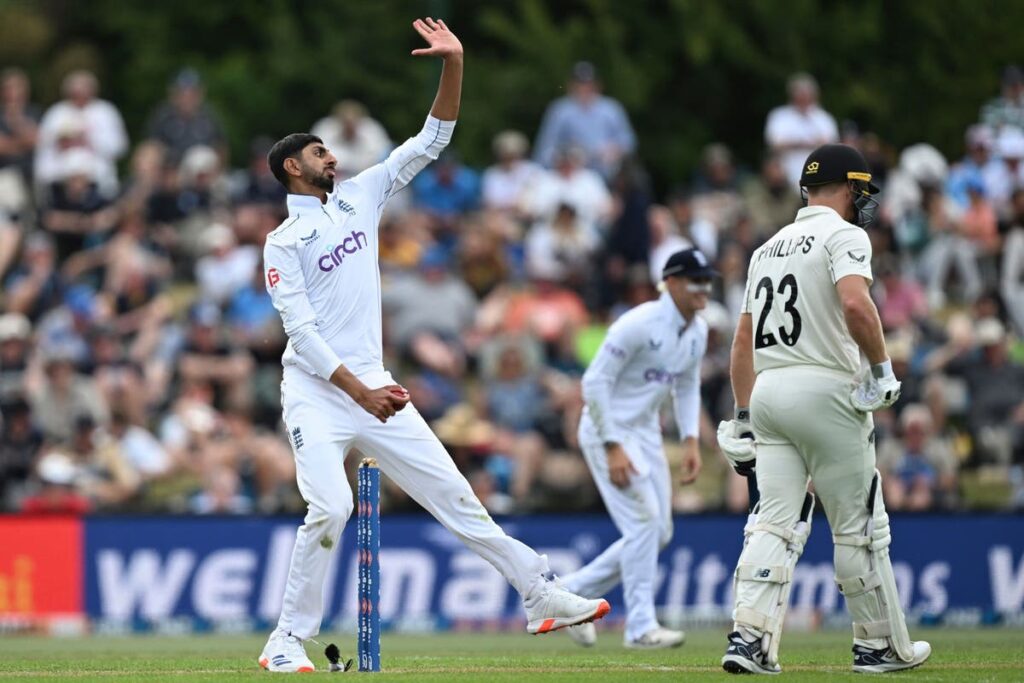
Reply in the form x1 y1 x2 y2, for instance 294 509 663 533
2 0 1019 192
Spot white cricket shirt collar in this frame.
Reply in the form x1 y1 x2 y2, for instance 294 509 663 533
286 193 327 217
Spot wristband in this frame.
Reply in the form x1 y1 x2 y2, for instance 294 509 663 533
871 359 893 379
735 407 750 422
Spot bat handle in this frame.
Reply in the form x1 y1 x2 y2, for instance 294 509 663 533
745 471 760 513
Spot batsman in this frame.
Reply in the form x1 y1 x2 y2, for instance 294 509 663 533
715 144 932 674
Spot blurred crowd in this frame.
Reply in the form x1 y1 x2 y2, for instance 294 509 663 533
1 60 1023 517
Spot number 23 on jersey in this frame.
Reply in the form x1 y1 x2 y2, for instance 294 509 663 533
754 273 802 349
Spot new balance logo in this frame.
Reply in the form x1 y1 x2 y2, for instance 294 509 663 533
756 568 771 578
848 251 867 263
291 426 304 450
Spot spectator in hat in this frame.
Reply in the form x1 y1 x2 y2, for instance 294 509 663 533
35 70 128 198
310 100 391 180
29 345 109 443
39 147 119 261
534 61 636 179
981 65 1024 133
0 68 40 215
764 72 839 188
19 450 92 514
0 313 32 399
482 130 543 218
877 404 958 511
145 69 226 165
4 232 62 321
195 223 260 305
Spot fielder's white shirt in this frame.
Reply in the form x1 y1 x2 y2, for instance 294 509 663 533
742 205 873 377
263 116 455 379
581 292 707 444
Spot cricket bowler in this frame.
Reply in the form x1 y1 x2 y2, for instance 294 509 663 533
256 17 609 673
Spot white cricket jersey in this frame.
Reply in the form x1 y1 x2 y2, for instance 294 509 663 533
263 116 455 379
742 205 873 377
581 292 708 444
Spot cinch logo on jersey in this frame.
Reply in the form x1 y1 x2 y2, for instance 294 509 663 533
318 230 369 272
643 367 684 385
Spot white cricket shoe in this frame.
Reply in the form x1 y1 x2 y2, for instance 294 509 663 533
257 629 316 673
523 580 611 634
625 626 686 649
566 621 597 647
852 640 931 673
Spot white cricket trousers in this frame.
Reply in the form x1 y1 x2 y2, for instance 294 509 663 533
569 415 673 641
738 365 886 646
276 366 550 638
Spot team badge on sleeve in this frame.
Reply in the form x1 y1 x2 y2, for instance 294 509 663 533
267 267 281 288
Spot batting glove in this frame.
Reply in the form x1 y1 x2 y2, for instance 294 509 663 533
850 363 902 413
717 418 756 476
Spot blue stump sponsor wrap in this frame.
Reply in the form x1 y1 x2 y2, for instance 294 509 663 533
358 460 381 672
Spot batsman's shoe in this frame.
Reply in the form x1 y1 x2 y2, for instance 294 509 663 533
625 626 686 649
721 631 781 675
524 581 610 634
852 641 931 673
257 629 315 673
566 621 597 647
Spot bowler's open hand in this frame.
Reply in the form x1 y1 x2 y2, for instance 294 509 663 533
411 17 463 59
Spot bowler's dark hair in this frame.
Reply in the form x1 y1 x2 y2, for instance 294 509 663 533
268 133 322 190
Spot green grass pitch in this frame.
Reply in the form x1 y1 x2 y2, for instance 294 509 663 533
0 628 1020 681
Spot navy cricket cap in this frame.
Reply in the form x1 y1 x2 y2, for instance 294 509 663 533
800 143 880 194
662 248 717 280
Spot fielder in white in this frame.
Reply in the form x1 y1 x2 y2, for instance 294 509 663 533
716 143 931 674
256 18 609 673
561 248 710 649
